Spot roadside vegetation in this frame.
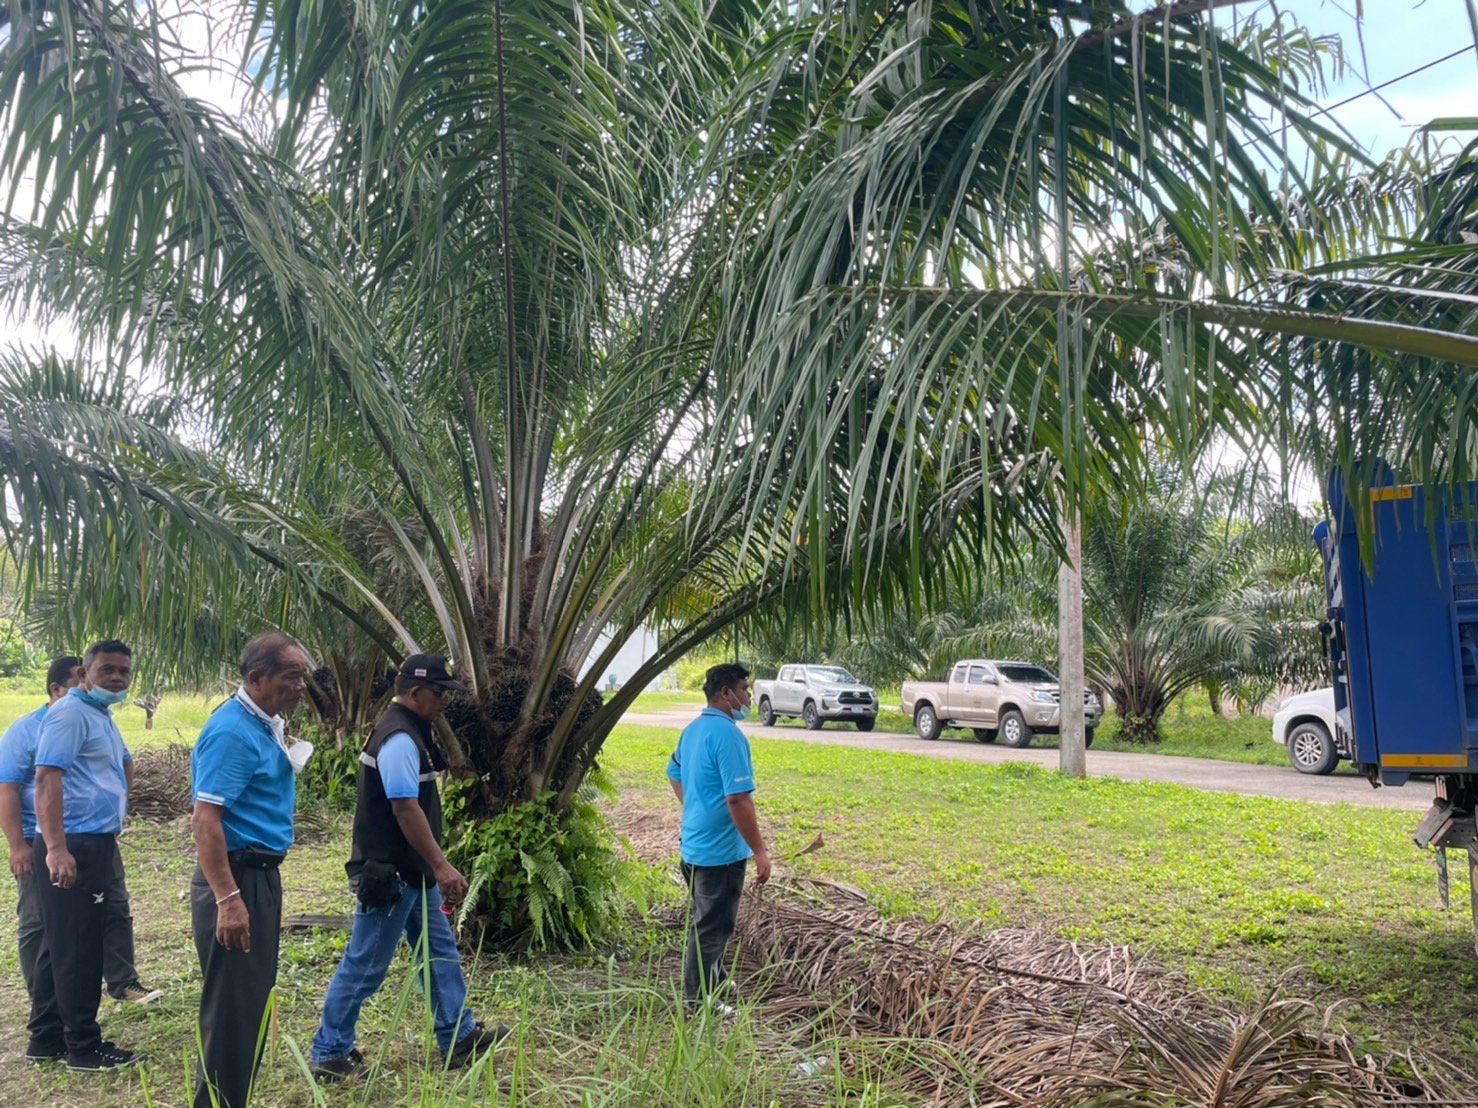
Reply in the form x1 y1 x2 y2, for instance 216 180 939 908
600 726 1478 1065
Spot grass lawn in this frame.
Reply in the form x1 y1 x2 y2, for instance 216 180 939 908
603 722 1478 1063
625 689 704 713
0 690 221 754
0 816 868 1107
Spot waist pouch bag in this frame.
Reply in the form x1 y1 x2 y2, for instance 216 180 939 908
356 860 402 909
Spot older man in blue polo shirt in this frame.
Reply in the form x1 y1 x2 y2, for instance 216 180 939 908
26 639 144 1072
666 662 771 1012
190 630 314 1108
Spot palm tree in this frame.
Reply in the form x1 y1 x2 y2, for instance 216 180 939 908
1 0 1474 933
1079 471 1268 743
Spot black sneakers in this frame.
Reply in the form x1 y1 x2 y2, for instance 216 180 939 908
67 1042 146 1071
309 1048 370 1083
24 1039 66 1065
443 1022 511 1068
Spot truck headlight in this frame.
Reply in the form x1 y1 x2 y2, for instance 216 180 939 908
1030 691 1056 704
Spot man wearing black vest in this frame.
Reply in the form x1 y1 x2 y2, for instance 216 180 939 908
308 654 508 1081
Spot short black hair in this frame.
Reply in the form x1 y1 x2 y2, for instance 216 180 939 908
703 662 750 699
240 631 307 682
45 655 82 694
84 639 132 664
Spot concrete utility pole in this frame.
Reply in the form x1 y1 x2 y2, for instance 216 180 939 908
1058 506 1086 777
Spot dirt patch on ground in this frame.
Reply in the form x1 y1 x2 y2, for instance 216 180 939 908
609 790 681 863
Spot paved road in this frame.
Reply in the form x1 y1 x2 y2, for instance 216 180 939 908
620 709 1435 811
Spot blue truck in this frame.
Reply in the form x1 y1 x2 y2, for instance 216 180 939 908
1317 466 1478 945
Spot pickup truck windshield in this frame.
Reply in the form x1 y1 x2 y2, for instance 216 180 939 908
997 664 1056 684
806 666 859 684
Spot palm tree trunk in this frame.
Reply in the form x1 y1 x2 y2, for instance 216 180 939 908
1058 504 1087 777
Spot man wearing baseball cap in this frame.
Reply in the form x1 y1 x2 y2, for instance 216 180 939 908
309 654 508 1081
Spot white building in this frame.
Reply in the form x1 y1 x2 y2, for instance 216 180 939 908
579 624 664 692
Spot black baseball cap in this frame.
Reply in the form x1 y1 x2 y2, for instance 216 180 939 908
398 653 469 693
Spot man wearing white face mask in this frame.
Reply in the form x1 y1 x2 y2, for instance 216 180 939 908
666 662 770 1013
189 631 312 1108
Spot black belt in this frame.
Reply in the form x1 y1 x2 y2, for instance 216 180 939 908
229 848 286 870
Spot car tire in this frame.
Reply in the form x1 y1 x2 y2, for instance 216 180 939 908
915 704 940 740
1085 726 1095 749
757 698 775 727
998 709 1032 748
803 700 823 730
1287 721 1338 775
973 728 997 744
855 717 876 732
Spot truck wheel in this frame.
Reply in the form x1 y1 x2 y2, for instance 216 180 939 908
1085 726 1095 749
914 704 940 741
998 709 1032 748
757 697 775 727
973 728 997 744
855 717 876 732
803 700 824 730
1287 721 1338 775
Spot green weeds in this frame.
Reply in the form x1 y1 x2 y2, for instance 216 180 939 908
602 724 1478 1063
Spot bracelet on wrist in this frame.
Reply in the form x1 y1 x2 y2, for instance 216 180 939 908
216 889 242 907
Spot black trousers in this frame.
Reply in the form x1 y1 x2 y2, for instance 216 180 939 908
16 837 139 999
26 833 117 1055
680 859 747 1005
191 860 282 1108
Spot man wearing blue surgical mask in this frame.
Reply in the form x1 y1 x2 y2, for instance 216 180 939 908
666 662 770 1013
27 639 145 1071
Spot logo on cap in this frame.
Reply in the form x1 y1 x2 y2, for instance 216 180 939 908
414 668 428 677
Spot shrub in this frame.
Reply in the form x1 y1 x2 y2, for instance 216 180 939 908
295 724 360 812
444 770 639 951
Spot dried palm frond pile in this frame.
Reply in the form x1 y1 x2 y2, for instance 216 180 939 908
125 743 339 843
712 879 1474 1107
126 744 194 822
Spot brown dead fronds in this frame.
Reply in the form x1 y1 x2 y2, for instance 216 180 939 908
125 742 336 843
127 743 194 822
697 879 1476 1107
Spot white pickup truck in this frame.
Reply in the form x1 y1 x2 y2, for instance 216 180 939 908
900 659 1101 747
753 664 878 731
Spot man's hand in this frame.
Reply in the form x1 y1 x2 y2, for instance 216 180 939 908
8 845 31 880
215 896 251 952
434 862 469 905
47 846 76 888
751 850 772 885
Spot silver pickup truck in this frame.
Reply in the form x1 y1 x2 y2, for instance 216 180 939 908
754 664 878 731
900 660 1101 747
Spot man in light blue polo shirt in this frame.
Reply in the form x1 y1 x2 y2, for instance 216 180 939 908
667 662 770 1011
190 630 313 1108
0 656 160 1007
27 639 145 1072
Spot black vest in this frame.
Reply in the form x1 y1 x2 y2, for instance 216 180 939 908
346 701 447 883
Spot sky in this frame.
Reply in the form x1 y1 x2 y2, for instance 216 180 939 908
1271 0 1477 155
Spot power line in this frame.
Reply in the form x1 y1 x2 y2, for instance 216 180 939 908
1310 44 1476 119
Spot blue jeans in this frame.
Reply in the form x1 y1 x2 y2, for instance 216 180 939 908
309 880 475 1059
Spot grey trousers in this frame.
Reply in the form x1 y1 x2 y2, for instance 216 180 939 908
15 836 139 998
191 861 282 1108
680 859 747 1005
